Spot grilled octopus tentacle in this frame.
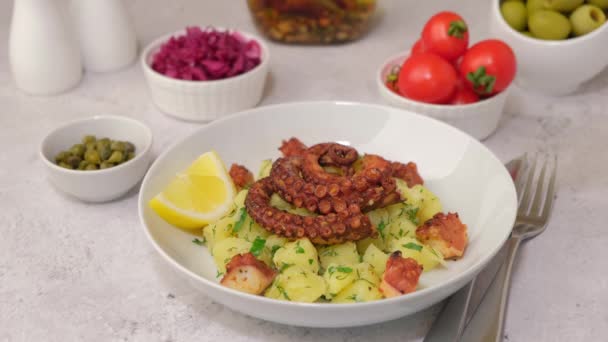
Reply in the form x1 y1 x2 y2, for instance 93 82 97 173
245 178 376 245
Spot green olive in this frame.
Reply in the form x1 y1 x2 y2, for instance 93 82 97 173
66 155 82 168
82 135 96 144
527 0 546 13
58 161 73 169
543 0 584 13
570 4 606 36
529 10 572 39
502 1 528 31
99 161 114 169
110 141 126 152
504 0 524 2
587 0 608 10
521 30 534 37
54 151 71 163
69 144 85 157
98 144 112 161
124 142 135 153
107 151 124 163
84 149 101 164
85 163 99 171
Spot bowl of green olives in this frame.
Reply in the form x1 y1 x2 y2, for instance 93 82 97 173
40 115 153 202
490 0 608 95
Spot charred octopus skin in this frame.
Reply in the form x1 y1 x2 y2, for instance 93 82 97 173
244 138 424 244
245 178 375 245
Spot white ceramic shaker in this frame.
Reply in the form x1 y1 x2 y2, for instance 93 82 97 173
9 0 83 95
72 0 138 72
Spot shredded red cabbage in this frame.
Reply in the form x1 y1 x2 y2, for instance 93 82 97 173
151 27 262 81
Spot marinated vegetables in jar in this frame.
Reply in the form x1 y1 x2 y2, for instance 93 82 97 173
247 0 376 44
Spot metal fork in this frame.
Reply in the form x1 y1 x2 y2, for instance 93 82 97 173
490 154 558 341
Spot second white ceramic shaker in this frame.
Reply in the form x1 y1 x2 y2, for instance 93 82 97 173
73 0 138 72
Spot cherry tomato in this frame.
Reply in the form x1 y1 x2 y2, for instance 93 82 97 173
411 39 427 56
459 39 516 96
421 11 469 62
397 53 458 104
450 85 479 105
386 81 399 94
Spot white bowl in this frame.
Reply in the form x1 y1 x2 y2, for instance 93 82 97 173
377 52 509 140
141 28 270 122
489 0 608 96
138 101 517 328
41 115 153 202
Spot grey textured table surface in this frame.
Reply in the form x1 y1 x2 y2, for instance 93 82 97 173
1 1 607 341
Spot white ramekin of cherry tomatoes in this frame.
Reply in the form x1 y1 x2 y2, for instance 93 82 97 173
378 11 517 140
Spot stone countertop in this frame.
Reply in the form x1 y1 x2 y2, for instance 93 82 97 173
1 0 607 341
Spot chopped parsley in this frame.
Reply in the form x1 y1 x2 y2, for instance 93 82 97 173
321 249 338 257
279 262 294 272
249 236 266 257
277 285 291 300
295 241 305 254
337 266 353 273
232 208 247 233
271 245 282 257
216 270 224 278
192 238 205 246
403 242 423 252
346 294 358 301
308 259 313 265
377 219 387 239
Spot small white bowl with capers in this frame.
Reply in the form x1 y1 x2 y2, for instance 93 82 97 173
40 115 153 202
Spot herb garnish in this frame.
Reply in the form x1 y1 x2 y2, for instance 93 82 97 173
192 238 205 246
232 208 247 233
250 236 266 257
403 242 423 251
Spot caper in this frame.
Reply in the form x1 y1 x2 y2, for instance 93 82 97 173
85 163 98 171
58 161 73 169
69 144 86 158
85 141 96 151
54 151 71 163
96 139 110 152
124 142 135 153
98 144 112 161
127 152 136 160
84 149 101 164
107 150 124 163
82 135 96 144
78 160 89 170
66 155 82 168
99 161 114 169
110 141 126 152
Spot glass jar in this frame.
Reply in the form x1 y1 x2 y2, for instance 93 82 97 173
247 0 377 44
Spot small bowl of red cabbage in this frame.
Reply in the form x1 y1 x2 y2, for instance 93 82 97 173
141 26 269 122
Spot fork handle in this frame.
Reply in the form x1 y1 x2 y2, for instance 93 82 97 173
489 236 522 342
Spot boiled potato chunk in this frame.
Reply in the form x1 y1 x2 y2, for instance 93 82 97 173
332 279 383 303
234 214 270 242
363 243 389 276
356 237 386 255
354 262 381 286
389 237 445 272
269 194 315 216
264 266 326 303
317 242 361 270
212 237 252 274
203 215 234 251
273 238 319 273
396 180 442 224
323 263 357 298
257 159 272 179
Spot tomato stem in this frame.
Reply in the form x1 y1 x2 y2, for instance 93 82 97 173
448 20 467 39
466 66 496 94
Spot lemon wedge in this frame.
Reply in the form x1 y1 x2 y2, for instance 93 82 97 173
149 151 236 229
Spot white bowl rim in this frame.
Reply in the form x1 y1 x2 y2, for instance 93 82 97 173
492 0 608 46
138 100 516 309
376 51 510 111
140 27 270 87
40 115 153 175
